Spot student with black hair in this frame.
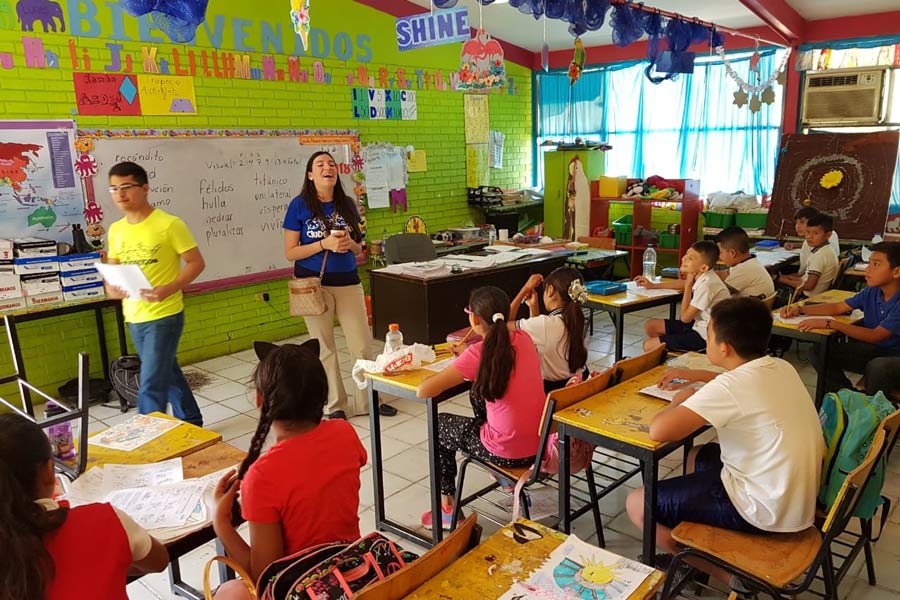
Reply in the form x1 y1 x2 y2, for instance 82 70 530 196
778 212 839 298
626 297 824 583
782 241 900 394
509 267 590 392
715 226 774 298
0 413 169 600
642 241 730 353
212 340 366 599
785 206 840 267
416 286 545 530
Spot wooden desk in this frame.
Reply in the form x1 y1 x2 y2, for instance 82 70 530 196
554 364 702 568
584 290 680 360
772 289 857 406
565 248 629 269
370 252 569 345
405 519 663 599
85 412 222 470
366 366 470 547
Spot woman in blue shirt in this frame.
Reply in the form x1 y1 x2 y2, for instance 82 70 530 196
283 151 396 419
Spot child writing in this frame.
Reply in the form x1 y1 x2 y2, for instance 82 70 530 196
417 286 545 529
781 241 900 394
510 268 590 393
778 212 839 297
213 339 367 599
641 241 730 353
715 226 775 298
0 413 169 600
626 297 824 585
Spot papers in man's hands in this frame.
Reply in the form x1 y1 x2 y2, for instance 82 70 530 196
94 262 151 299
625 280 680 297
640 382 704 402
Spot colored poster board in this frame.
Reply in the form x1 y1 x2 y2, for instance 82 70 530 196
73 73 142 116
136 75 198 115
351 88 417 120
396 8 470 52
464 94 489 144
466 144 489 187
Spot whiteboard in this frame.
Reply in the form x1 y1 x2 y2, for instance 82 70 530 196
86 132 361 289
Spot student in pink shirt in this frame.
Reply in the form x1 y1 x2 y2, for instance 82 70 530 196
417 286 545 530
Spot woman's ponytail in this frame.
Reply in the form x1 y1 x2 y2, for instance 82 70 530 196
470 287 516 401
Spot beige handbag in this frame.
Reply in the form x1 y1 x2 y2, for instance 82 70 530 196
288 249 329 317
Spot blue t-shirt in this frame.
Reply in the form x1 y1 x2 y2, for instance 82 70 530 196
845 286 900 350
283 196 360 286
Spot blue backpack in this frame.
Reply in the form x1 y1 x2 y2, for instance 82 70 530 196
818 389 893 519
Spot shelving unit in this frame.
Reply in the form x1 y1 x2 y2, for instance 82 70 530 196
589 178 700 276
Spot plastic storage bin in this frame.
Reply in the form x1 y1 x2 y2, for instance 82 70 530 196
735 212 768 229
612 215 633 246
704 211 736 228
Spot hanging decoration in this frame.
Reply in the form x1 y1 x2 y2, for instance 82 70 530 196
457 29 506 91
291 0 311 52
541 14 549 72
568 37 585 86
716 45 789 112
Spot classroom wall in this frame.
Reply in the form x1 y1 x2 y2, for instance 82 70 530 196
0 0 533 399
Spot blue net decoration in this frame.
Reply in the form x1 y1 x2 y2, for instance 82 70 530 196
119 0 209 43
584 0 611 31
546 0 566 19
610 2 648 48
432 0 459 7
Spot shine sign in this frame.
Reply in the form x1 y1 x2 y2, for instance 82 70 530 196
396 8 470 52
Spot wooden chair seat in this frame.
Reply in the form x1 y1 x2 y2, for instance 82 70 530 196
671 522 822 587
489 464 533 481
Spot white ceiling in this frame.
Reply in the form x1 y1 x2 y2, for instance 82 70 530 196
404 0 896 52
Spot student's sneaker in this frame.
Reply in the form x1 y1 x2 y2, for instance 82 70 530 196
420 505 460 530
379 404 398 417
490 473 516 493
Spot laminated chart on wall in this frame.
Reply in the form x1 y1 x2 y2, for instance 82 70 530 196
463 94 490 144
73 73 197 116
351 88 417 120
0 120 85 242
466 144 489 187
363 143 408 210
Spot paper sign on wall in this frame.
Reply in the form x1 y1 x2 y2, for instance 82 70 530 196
396 8 470 52
464 94 489 144
351 88 417 120
73 73 142 116
407 150 427 172
466 144 489 187
136 75 197 115
490 130 505 168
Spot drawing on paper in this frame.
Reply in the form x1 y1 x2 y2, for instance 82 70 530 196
89 414 181 452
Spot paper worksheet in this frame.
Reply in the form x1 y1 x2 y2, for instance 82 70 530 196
64 466 107 507
93 262 152 299
423 356 456 372
774 309 863 326
106 481 205 530
626 281 680 297
639 382 704 402
104 457 184 491
88 414 181 452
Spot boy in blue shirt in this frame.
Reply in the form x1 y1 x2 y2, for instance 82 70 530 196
780 242 900 393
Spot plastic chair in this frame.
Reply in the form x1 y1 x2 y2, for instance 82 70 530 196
383 233 437 265
832 255 855 290
659 429 887 600
450 368 616 544
612 344 668 384
354 515 481 600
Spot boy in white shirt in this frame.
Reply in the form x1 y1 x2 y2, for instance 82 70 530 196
643 241 730 353
626 296 825 583
779 213 839 298
785 207 840 275
715 226 775 298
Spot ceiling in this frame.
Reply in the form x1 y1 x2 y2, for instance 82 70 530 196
404 0 897 52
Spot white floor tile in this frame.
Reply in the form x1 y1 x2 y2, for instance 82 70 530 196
200 403 240 425
359 469 416 509
382 416 430 446
191 355 247 373
216 362 257 383
219 393 257 414
230 348 260 363
200 381 251 403
383 446 432 482
207 413 259 441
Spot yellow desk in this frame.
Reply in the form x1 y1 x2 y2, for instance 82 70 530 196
585 289 681 360
84 411 222 470
366 364 471 547
554 364 703 569
406 520 663 599
772 289 857 406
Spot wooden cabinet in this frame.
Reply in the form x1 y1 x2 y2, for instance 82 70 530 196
543 150 606 240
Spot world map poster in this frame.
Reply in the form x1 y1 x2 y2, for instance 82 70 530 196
0 120 85 242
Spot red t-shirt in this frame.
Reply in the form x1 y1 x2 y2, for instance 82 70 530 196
241 419 367 554
452 329 545 459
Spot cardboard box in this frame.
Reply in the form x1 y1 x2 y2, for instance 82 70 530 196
597 176 629 198
0 239 12 260
0 296 26 313
60 269 102 287
0 259 14 274
0 274 23 300
13 256 59 275
13 237 57 258
58 252 102 273
20 273 61 296
25 290 63 307
62 282 106 302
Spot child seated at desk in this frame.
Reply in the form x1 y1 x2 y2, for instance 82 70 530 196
213 339 367 599
626 297 824 583
509 268 590 393
0 414 169 599
640 241 731 353
778 212 839 298
780 241 900 395
784 206 841 265
417 286 545 530
715 226 775 298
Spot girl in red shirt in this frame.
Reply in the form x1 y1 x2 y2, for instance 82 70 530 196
213 339 367 599
0 414 168 600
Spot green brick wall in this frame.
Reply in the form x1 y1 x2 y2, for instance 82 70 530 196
0 1 533 401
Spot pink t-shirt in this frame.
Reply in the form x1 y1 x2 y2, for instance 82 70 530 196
452 330 545 459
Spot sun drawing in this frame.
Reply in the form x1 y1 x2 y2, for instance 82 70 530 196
553 556 631 599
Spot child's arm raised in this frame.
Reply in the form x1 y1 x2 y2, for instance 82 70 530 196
510 274 543 319
649 391 709 442
417 365 466 399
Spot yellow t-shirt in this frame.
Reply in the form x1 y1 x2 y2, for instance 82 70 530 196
107 209 198 323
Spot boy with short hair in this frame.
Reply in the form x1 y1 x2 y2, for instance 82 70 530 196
627 296 824 582
715 226 775 298
781 241 900 394
785 207 840 269
778 212 838 298
643 241 730 352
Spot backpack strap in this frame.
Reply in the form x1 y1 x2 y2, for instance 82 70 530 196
870 494 891 542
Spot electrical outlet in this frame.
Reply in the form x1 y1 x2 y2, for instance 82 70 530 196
262 292 270 302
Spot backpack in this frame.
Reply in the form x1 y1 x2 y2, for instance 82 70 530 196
109 355 141 410
818 389 893 519
57 377 111 407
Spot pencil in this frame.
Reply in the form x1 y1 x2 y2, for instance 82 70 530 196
460 327 473 343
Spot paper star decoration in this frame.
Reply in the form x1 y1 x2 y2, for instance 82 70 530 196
761 86 776 104
749 94 762 113
733 90 749 108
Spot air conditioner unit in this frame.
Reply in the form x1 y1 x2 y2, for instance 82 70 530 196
801 68 887 126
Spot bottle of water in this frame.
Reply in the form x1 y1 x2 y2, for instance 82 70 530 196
872 233 883 245
643 245 657 281
385 323 404 353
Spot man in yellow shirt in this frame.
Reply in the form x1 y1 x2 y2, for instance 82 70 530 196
105 162 206 426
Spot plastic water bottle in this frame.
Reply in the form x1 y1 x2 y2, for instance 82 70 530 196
385 323 404 353
642 245 657 281
872 233 884 245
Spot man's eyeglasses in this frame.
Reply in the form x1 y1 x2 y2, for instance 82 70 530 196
108 183 141 194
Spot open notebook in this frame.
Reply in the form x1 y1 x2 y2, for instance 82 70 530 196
639 381 704 402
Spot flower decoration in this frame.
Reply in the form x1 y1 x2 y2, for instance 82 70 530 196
820 170 843 189
291 0 311 52
74 137 94 153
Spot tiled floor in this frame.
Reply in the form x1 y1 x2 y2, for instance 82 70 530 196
92 305 898 599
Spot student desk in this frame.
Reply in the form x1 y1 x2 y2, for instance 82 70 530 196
584 291 680 360
366 365 470 547
771 289 858 406
554 364 703 568
565 248 629 272
404 519 663 599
